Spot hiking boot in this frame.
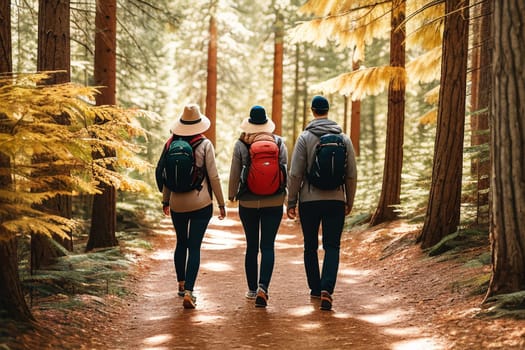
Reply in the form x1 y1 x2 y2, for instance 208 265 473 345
255 285 268 307
183 290 196 309
178 281 185 297
320 290 332 311
245 290 257 299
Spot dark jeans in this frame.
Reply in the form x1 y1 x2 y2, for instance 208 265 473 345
298 200 345 295
170 204 213 291
239 205 283 291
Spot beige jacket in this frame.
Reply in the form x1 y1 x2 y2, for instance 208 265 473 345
162 138 225 213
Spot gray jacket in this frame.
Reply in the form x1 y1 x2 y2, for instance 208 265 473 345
287 118 357 208
228 133 287 208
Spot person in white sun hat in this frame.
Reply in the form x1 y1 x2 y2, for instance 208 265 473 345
228 105 288 308
157 103 226 309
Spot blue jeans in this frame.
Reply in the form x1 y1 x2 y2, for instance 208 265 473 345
298 200 345 295
239 205 283 291
170 204 212 291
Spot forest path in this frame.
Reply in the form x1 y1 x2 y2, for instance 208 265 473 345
112 208 443 350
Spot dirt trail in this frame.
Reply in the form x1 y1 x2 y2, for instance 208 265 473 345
112 209 445 350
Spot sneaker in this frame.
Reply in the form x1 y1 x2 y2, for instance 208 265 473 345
245 290 257 299
255 285 268 308
183 290 196 309
310 290 321 299
320 291 332 311
178 281 185 297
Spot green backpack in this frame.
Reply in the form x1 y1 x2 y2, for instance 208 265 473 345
163 135 205 192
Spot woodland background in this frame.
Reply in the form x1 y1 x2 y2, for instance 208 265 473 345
1 0 524 337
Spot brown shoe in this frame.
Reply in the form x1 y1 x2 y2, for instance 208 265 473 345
320 291 332 311
183 290 196 309
255 286 268 307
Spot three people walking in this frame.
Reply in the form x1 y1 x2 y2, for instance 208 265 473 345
159 96 356 311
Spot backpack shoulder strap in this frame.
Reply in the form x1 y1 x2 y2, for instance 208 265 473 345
189 134 205 148
273 134 282 147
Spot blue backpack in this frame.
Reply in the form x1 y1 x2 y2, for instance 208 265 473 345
161 135 205 192
307 133 347 190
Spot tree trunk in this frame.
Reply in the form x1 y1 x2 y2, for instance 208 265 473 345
37 0 70 85
0 4 31 322
350 60 361 157
302 44 309 131
0 0 11 73
37 0 71 222
0 19 32 316
370 0 406 226
33 0 72 268
204 14 217 146
292 43 300 147
485 0 525 298
0 232 34 322
470 0 492 225
417 0 469 248
88 0 118 251
272 11 284 136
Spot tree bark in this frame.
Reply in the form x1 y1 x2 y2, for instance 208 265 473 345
88 0 118 251
292 44 300 147
272 11 284 136
485 0 525 298
33 0 72 267
370 0 406 226
470 0 492 225
37 0 71 220
0 0 11 73
418 0 469 248
0 232 34 322
0 4 31 321
204 14 217 146
350 60 361 157
302 44 309 131
37 0 70 84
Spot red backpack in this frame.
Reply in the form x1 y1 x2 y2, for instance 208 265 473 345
240 136 285 196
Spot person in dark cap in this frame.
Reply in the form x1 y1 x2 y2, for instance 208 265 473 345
286 95 357 311
228 105 288 308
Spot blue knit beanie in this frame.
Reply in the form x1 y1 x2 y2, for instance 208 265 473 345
311 95 329 112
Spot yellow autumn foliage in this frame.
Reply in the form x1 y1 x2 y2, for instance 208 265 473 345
291 0 390 61
0 73 152 241
406 46 441 84
293 0 445 124
311 66 407 101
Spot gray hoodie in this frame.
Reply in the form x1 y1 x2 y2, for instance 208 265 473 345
287 118 357 208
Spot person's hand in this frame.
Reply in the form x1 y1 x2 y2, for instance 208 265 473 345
345 204 352 216
163 205 170 216
286 206 296 220
218 206 226 220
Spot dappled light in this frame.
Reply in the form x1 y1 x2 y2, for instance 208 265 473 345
358 308 409 325
392 338 447 350
202 228 244 250
200 261 233 272
287 305 316 317
150 250 172 261
142 334 174 347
